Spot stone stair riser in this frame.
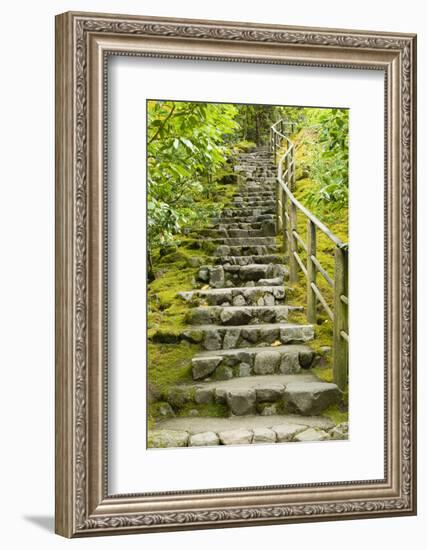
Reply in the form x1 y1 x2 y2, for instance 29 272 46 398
196 263 287 288
182 324 315 350
191 346 314 380
213 245 280 257
178 286 286 306
162 381 340 417
212 214 275 224
211 254 286 266
187 305 293 326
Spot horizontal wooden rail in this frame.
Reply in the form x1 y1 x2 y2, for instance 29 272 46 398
270 118 349 389
292 230 308 252
294 251 308 277
311 255 334 288
311 282 334 322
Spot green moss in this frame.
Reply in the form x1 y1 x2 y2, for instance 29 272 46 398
322 404 348 425
233 140 257 152
147 341 196 391
312 366 333 383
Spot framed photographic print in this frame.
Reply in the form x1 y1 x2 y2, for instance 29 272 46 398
55 11 417 537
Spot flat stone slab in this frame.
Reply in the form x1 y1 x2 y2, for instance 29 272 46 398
194 372 318 393
218 429 254 445
294 428 331 442
273 423 308 442
154 414 334 435
283 380 341 415
148 430 189 448
252 427 277 443
189 431 220 446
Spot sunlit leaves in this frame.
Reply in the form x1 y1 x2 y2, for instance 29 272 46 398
147 100 239 250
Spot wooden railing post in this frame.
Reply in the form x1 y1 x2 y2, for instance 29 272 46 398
290 145 296 191
307 220 317 323
273 132 276 164
333 246 348 390
289 202 298 283
276 180 283 233
282 190 288 254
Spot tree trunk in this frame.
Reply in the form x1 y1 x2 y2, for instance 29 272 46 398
255 112 260 145
147 250 155 281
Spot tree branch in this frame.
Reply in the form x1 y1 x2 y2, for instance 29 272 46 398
148 104 176 145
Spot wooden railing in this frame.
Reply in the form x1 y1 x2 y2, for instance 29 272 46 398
270 119 349 389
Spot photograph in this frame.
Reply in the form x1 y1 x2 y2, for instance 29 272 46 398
146 100 349 449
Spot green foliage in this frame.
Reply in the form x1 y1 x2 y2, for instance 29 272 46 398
234 104 279 145
294 108 349 209
147 100 239 253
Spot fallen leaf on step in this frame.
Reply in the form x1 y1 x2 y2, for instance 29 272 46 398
201 285 210 290
271 340 281 347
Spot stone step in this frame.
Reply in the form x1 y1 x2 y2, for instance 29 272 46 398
235 164 274 170
201 228 266 238
211 254 286 266
187 304 300 327
231 199 276 207
235 192 275 199
178 285 287 306
182 322 315 350
187 373 340 416
235 162 275 168
231 199 275 206
212 213 275 223
191 344 314 380
207 236 277 246
238 183 276 191
240 177 275 182
212 221 264 230
196 263 287 288
213 244 280 257
149 414 338 447
220 207 276 218
238 180 276 187
237 164 275 170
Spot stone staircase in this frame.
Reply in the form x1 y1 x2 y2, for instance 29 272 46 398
149 147 346 448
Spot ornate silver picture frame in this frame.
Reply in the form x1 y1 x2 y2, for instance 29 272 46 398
55 11 417 537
